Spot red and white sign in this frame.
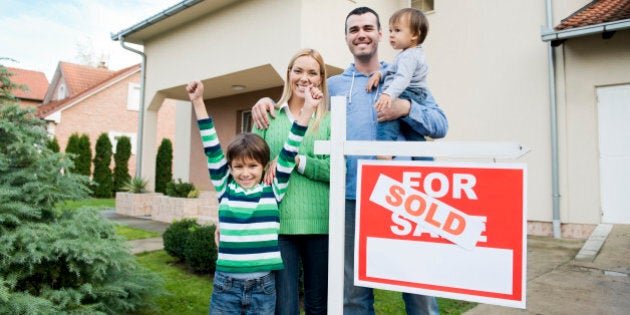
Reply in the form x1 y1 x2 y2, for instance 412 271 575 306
356 160 527 308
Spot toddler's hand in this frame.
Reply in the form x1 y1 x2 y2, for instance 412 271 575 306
373 94 392 111
366 72 381 92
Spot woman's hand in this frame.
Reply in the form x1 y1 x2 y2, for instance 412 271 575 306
296 85 322 126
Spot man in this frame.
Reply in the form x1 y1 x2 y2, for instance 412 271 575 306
252 7 447 315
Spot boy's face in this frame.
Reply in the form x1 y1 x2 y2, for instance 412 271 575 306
229 156 264 189
389 21 418 50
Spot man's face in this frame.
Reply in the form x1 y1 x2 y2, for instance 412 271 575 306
345 13 381 62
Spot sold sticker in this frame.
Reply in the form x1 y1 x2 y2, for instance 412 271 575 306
369 174 485 250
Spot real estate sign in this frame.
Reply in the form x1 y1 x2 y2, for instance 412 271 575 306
355 160 527 308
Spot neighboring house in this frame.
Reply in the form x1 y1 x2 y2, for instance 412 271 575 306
110 0 630 238
36 61 176 178
6 67 49 109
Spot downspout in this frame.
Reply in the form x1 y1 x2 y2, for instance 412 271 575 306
118 35 146 179
545 0 561 238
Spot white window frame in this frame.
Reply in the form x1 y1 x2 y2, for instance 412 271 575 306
108 132 137 155
127 83 141 111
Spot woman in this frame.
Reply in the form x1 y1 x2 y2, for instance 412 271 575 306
253 48 331 315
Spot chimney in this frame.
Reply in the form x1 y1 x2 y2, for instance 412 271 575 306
97 61 108 69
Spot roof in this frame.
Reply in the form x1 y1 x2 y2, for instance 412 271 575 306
37 64 140 118
59 62 120 97
6 67 49 101
556 0 630 30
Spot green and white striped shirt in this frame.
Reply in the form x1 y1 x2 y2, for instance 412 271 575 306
198 117 306 273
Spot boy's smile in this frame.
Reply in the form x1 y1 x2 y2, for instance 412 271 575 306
230 156 264 189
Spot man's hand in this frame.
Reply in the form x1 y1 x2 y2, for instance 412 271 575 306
252 97 276 130
377 98 411 122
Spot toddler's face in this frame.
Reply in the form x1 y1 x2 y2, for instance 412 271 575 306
388 22 418 50
229 156 264 189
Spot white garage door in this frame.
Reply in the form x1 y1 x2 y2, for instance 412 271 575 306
597 84 630 224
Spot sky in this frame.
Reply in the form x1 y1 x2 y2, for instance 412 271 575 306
1 0 182 81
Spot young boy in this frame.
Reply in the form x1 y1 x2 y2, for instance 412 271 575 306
367 7 435 160
186 80 323 314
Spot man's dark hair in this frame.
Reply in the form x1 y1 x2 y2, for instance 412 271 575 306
345 6 381 33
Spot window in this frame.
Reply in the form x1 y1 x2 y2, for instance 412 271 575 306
411 0 434 12
56 84 66 100
240 110 252 133
127 83 141 111
108 132 137 155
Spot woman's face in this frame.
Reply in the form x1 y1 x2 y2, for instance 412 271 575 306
288 55 322 101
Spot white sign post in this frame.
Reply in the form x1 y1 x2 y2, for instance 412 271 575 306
314 96 530 313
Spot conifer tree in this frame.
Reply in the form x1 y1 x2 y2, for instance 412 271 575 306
46 136 60 153
113 136 132 192
0 62 162 313
93 133 113 197
77 133 92 176
65 132 81 172
155 138 173 194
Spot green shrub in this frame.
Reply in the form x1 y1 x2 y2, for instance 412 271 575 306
162 218 199 261
93 133 113 198
113 136 132 192
122 177 149 193
165 178 197 198
155 138 173 194
77 133 92 176
65 132 80 172
184 224 218 273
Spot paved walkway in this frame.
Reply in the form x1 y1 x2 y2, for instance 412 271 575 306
102 210 630 314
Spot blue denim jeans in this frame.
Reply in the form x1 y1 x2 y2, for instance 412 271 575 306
344 199 440 315
377 88 433 161
210 271 276 315
275 234 329 315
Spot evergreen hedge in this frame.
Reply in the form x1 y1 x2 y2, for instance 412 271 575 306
113 136 132 192
155 138 173 194
46 136 60 153
162 218 199 261
65 132 80 172
0 93 162 314
184 225 218 273
93 133 113 198
77 133 92 177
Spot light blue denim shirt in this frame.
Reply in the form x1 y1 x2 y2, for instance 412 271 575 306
327 62 448 199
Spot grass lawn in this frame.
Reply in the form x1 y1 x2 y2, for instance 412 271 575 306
57 197 115 211
131 251 476 314
115 224 161 240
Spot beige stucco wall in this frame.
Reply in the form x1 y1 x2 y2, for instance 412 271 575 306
557 31 630 224
425 1 552 222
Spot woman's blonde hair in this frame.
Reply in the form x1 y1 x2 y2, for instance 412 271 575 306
276 48 329 133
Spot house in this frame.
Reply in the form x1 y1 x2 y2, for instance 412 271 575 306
6 67 49 109
36 61 177 177
110 0 630 238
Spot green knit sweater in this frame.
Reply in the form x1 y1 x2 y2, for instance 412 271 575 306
253 106 330 234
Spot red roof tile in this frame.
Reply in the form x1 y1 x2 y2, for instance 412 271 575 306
556 0 630 30
60 62 118 97
6 67 49 101
37 64 140 118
